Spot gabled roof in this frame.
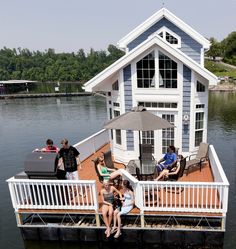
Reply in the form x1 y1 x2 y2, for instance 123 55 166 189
84 34 217 92
117 8 210 50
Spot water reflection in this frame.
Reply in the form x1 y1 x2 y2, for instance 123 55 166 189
209 92 236 132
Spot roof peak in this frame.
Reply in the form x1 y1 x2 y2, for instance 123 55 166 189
117 8 210 50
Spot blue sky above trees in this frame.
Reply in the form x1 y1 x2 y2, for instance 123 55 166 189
0 0 235 53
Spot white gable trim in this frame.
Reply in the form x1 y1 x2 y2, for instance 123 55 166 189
84 35 217 92
117 8 210 50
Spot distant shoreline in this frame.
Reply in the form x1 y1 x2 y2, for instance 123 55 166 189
209 83 236 92
0 92 92 99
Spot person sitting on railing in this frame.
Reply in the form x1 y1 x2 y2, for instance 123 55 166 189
154 145 177 179
101 181 122 238
111 180 134 239
34 138 59 153
155 155 183 181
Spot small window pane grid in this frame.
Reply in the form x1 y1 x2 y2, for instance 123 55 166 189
138 102 177 109
197 81 205 92
162 114 175 154
114 110 120 117
195 112 204 146
166 32 178 44
112 80 119 91
113 102 120 107
137 52 155 88
141 131 154 153
196 104 205 109
158 31 180 46
159 52 177 88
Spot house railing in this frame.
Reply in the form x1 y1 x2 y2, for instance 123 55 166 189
74 129 109 162
7 178 98 211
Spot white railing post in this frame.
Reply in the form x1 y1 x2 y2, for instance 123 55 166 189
7 179 17 211
222 185 229 215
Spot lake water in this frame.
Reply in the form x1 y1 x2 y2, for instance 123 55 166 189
0 93 235 249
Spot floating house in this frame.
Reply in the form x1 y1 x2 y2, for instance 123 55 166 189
84 8 218 163
7 8 229 247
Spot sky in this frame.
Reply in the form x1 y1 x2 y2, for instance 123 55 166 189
0 0 235 53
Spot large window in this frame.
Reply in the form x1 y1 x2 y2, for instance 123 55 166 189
136 52 155 88
114 110 122 145
142 131 154 153
159 52 177 88
195 112 204 146
162 114 175 153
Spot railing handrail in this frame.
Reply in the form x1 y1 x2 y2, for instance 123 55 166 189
7 177 95 184
209 145 229 185
73 129 107 148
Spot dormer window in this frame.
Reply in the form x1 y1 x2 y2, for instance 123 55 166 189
157 27 181 48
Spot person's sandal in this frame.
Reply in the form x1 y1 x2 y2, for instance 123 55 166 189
110 227 117 234
114 231 121 238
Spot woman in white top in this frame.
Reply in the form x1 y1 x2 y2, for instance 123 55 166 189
111 180 134 238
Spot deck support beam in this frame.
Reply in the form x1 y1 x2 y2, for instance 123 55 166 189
95 212 100 227
15 212 22 226
140 212 145 228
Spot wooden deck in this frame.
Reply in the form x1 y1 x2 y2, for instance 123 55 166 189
76 143 218 217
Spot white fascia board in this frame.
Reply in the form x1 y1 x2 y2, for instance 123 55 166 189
84 34 217 92
118 8 210 49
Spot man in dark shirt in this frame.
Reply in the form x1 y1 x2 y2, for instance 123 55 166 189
57 138 82 180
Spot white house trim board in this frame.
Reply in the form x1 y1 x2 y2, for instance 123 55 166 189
84 34 217 92
117 8 210 50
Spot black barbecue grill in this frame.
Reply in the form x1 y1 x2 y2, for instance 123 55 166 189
24 152 66 179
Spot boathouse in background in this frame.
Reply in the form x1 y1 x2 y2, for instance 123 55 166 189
84 8 218 163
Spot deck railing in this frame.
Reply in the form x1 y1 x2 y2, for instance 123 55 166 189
7 129 229 217
7 178 98 211
137 181 228 214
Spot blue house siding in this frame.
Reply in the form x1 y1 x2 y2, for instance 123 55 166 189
123 65 134 150
182 65 191 152
127 17 202 64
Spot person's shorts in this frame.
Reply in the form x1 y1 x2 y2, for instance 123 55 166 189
156 163 167 172
66 170 79 180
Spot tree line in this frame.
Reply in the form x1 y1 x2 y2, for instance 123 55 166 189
0 31 235 83
0 45 124 82
206 31 236 65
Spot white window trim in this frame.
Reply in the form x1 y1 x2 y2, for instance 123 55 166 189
156 26 181 48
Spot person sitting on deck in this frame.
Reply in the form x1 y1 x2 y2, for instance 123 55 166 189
100 181 122 238
111 180 135 239
97 156 121 182
34 138 59 153
155 154 183 181
154 145 177 178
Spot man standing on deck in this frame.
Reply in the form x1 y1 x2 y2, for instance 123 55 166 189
57 138 82 180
